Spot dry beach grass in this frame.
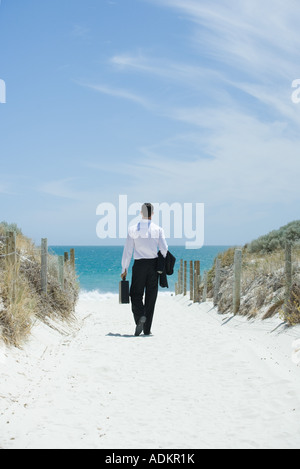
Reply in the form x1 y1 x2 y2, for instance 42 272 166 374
0 225 79 346
206 244 300 324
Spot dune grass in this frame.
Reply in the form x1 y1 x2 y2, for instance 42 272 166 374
205 222 300 325
0 224 79 347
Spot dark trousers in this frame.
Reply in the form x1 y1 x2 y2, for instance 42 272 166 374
130 258 158 335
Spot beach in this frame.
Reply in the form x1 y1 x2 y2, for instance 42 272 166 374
1 292 300 450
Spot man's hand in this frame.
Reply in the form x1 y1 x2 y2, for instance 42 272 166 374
121 269 127 281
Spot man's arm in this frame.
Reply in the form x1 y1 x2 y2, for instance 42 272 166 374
121 233 134 279
158 228 168 258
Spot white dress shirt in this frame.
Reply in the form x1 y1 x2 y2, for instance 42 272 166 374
122 219 168 274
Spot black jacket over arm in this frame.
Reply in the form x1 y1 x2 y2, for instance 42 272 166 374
157 251 176 288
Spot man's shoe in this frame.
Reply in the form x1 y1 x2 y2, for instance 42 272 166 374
135 316 147 336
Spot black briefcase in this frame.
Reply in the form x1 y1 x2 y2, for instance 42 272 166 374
119 280 130 304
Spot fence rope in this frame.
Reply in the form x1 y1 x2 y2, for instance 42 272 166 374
0 252 17 258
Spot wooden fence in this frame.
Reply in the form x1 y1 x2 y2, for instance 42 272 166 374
175 259 201 303
2 232 76 298
175 242 296 316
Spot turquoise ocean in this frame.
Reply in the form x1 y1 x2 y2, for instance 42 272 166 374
50 246 231 294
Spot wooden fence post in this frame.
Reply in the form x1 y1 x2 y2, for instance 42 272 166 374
193 261 197 303
184 260 187 296
190 261 193 301
70 248 75 273
213 258 221 306
202 271 208 302
41 238 48 295
197 261 201 302
233 249 242 315
6 231 17 302
64 252 69 263
195 261 200 302
177 261 182 294
284 241 292 315
58 255 64 289
193 261 200 303
177 266 180 294
180 259 183 294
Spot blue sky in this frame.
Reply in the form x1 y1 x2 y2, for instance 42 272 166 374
0 0 300 246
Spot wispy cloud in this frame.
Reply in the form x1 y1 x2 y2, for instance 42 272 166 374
104 0 300 215
79 82 151 108
110 53 222 90
71 24 90 38
129 106 300 208
0 184 10 195
110 0 300 126
38 178 87 201
0 179 19 196
147 0 300 80
77 0 300 232
69 23 92 44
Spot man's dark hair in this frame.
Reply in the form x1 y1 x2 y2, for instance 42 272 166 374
142 203 154 219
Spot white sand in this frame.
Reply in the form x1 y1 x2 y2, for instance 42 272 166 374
1 292 300 449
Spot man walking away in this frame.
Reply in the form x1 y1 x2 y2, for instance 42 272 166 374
121 203 168 336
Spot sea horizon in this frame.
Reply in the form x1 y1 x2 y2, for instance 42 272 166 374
49 245 233 295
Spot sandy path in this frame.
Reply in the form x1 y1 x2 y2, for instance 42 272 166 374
1 294 300 449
